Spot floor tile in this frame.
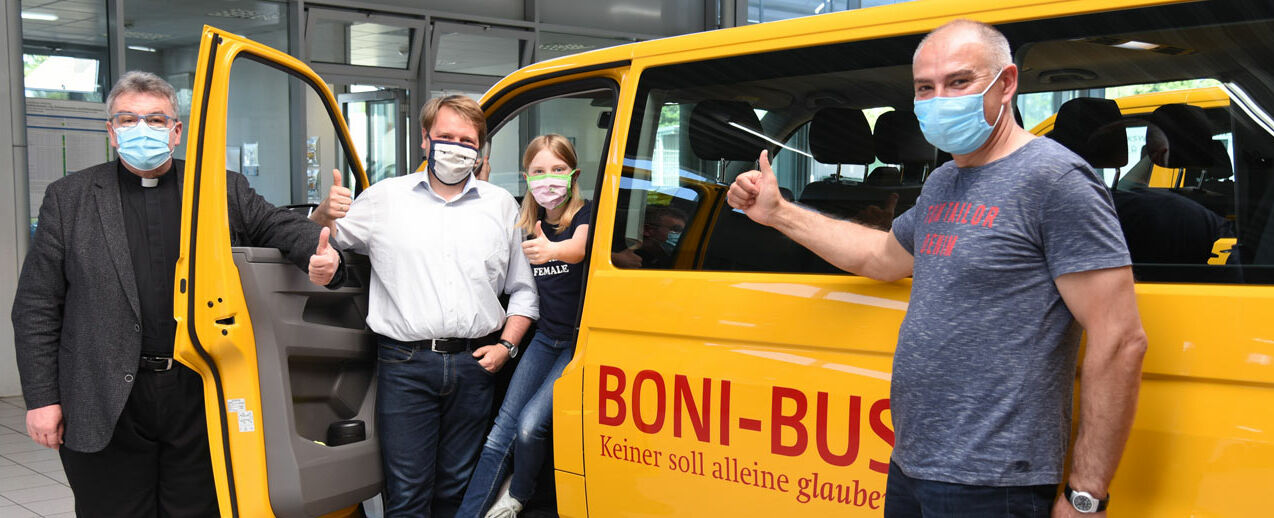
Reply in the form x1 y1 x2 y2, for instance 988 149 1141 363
0 435 33 446
22 496 74 515
0 442 44 456
0 474 57 492
20 460 62 475
0 465 36 480
43 471 67 485
0 504 38 517
2 483 72 505
1 450 59 464
0 457 12 467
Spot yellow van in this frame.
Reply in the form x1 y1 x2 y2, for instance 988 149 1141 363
173 0 1274 515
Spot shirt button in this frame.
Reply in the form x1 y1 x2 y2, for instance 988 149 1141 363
124 374 134 383
134 324 141 332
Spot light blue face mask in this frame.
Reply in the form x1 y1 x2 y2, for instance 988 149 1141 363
115 124 174 171
913 68 1007 155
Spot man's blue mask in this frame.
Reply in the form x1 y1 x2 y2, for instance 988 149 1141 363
115 124 174 171
913 68 1006 155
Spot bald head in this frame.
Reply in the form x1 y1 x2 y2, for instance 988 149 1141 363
914 19 1012 72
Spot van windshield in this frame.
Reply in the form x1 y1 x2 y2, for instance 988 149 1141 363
615 0 1274 282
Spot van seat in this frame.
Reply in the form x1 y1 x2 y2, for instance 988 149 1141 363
872 110 937 184
688 100 767 161
1049 97 1128 169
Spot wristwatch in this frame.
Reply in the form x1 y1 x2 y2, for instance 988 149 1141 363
499 339 519 359
1064 485 1109 514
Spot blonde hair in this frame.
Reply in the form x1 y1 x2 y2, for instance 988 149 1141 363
419 95 487 144
517 134 586 235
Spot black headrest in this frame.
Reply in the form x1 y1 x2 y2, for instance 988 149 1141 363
809 108 874 165
1204 140 1232 180
689 100 766 161
1049 98 1128 169
1151 104 1215 168
873 111 936 164
865 166 902 186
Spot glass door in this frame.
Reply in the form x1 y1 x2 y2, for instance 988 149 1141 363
340 89 408 185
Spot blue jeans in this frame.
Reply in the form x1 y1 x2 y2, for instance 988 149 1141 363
456 333 575 518
377 335 495 518
884 462 1058 518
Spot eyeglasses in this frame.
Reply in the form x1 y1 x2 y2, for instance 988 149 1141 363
109 112 176 130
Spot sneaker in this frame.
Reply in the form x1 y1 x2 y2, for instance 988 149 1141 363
484 491 524 518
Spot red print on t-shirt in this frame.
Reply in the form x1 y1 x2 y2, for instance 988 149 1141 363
917 202 1000 256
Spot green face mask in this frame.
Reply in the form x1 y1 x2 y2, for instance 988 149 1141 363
527 169 575 209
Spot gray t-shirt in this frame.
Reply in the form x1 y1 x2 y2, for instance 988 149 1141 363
888 137 1131 486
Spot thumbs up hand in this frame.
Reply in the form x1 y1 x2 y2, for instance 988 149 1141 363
521 220 555 265
310 169 354 226
309 227 339 286
727 150 784 227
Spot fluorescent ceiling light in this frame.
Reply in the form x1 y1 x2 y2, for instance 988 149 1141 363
128 45 157 53
21 11 59 21
1114 40 1158 50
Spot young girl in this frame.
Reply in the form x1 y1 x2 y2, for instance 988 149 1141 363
458 134 591 518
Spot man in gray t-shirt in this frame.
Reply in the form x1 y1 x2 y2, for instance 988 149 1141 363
728 19 1147 518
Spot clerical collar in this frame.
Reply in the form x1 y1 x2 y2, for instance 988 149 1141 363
141 177 159 188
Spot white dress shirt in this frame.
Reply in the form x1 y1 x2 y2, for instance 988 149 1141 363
331 172 538 342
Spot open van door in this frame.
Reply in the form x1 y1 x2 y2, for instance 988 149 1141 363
173 26 378 517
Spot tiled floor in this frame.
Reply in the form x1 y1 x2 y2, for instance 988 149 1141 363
0 396 75 518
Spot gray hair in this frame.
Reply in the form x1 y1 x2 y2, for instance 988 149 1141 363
913 19 1012 72
106 70 179 116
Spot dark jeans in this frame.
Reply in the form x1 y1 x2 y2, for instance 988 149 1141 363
58 364 219 518
377 335 495 518
456 333 575 518
885 462 1058 518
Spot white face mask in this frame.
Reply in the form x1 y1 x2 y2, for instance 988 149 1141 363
427 138 479 185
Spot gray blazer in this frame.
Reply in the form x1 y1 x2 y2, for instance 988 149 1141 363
12 159 324 452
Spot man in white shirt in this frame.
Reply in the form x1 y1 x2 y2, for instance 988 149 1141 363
310 95 537 517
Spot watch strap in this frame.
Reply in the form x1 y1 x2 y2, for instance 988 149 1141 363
498 339 518 357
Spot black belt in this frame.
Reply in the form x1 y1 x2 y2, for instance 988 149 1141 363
399 332 500 354
138 355 175 372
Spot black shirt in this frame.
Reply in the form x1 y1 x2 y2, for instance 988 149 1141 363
531 200 592 341
117 162 182 356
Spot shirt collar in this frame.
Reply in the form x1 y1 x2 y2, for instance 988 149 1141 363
416 170 481 202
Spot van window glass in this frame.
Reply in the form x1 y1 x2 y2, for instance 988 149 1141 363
486 88 615 200
616 0 1274 283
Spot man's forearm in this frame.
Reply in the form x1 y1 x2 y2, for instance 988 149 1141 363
500 315 534 345
768 200 902 280
1068 330 1147 496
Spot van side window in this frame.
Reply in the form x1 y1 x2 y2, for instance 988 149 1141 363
614 36 943 273
486 87 616 201
615 10 1274 283
1021 78 1272 281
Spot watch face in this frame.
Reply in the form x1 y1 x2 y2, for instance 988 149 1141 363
1072 494 1095 513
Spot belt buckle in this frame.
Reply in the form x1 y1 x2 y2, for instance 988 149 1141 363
429 339 445 353
142 356 174 372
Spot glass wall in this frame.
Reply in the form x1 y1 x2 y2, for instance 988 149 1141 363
747 0 909 24
21 0 112 228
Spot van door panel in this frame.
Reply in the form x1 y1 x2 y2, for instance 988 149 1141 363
232 247 380 517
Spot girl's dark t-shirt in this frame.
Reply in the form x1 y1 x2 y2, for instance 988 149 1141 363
531 200 591 341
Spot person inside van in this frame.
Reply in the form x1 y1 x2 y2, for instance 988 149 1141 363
310 95 538 517
728 19 1146 517
610 205 686 268
457 134 591 518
